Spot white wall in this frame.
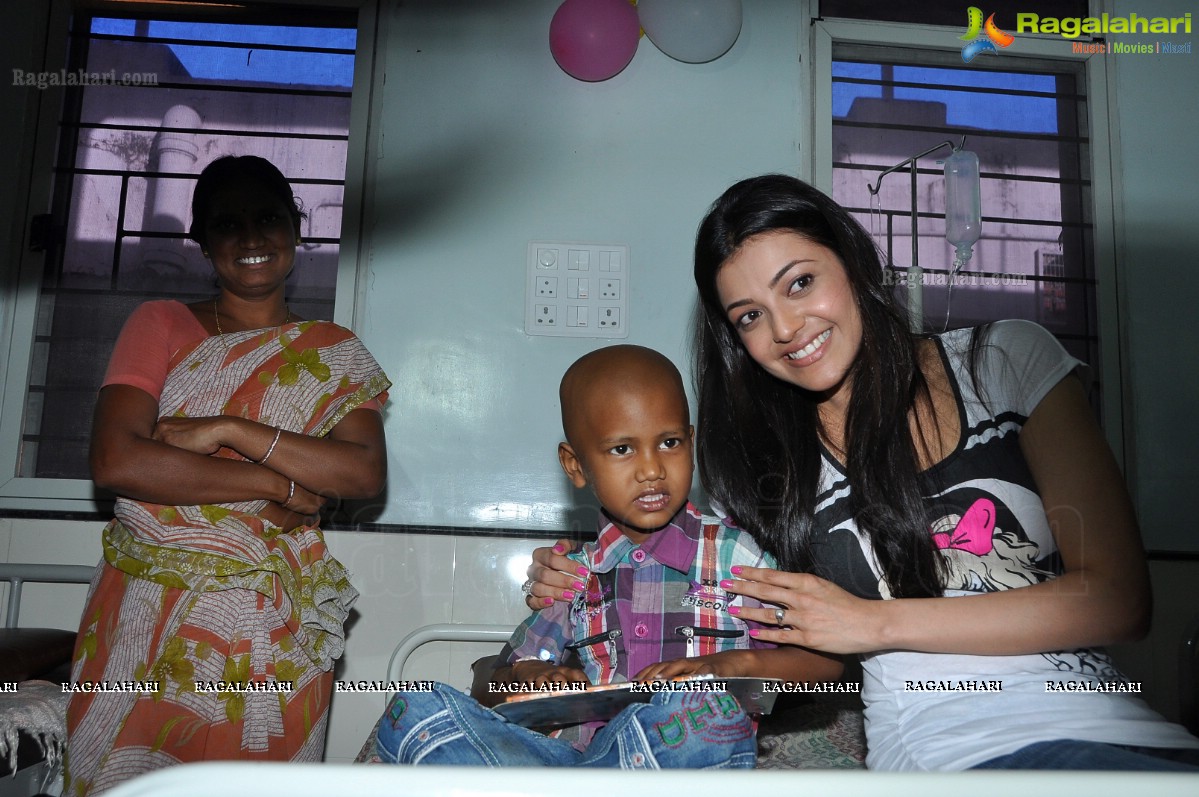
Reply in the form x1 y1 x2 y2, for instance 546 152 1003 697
1108 0 1199 552
354 0 804 529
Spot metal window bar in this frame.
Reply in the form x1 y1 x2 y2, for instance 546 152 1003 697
20 11 356 480
89 32 354 57
832 74 1084 102
49 165 346 289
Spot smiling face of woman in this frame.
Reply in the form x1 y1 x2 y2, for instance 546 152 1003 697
716 229 864 409
202 177 298 299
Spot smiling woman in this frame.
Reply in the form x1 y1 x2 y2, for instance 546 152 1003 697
715 230 864 415
8 6 362 489
526 174 1199 771
63 156 391 795
192 157 307 325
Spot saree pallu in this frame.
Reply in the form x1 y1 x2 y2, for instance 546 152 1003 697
65 320 390 796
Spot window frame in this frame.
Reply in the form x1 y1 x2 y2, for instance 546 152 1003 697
804 12 1127 466
0 0 382 513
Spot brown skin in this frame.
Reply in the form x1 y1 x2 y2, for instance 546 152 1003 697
488 346 841 705
90 173 386 529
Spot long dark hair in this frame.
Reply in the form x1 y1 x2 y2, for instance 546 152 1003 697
189 155 304 249
693 174 945 598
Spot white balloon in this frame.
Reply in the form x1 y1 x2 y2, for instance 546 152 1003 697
638 0 743 64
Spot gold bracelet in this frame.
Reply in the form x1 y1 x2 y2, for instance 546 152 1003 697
259 427 282 464
284 479 296 508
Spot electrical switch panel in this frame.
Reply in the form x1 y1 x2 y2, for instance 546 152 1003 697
526 241 629 338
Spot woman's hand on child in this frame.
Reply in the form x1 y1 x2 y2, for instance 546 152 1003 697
524 539 588 611
723 565 885 655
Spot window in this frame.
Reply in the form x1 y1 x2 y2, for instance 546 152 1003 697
0 1 376 509
808 14 1123 445
830 45 1096 368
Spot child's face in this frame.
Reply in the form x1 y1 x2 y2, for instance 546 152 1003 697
559 384 694 544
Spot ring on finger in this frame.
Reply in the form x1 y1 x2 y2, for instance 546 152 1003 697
774 607 786 625
521 579 534 596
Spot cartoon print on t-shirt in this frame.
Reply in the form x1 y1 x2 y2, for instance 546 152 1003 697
929 489 1055 593
1041 648 1125 682
814 482 1058 600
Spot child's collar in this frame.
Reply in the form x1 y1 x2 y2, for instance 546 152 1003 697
585 502 703 574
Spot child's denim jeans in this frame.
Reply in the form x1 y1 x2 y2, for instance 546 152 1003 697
376 682 757 768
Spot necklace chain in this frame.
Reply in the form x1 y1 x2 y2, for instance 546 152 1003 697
213 299 292 337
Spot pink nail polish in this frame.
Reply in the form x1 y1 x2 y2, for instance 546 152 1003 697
543 597 553 607
562 590 575 600
749 629 760 637
573 580 586 590
553 544 565 554
576 566 589 576
731 565 743 575
719 579 734 590
727 605 741 615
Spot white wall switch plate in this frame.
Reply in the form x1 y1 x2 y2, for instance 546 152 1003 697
525 241 629 338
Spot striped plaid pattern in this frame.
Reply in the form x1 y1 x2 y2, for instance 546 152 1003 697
502 503 776 684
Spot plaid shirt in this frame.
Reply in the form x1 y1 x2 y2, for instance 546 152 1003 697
501 503 776 684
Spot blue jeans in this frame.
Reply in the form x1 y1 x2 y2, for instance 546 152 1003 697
376 682 757 768
973 740 1199 771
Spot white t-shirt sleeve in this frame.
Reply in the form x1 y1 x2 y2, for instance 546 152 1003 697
980 319 1087 418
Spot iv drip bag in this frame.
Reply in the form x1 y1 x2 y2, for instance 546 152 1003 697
944 149 981 267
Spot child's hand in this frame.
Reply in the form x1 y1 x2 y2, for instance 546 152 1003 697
509 660 589 689
523 539 589 610
632 655 725 683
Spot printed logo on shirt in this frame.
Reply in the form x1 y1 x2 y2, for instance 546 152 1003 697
681 578 729 611
570 577 612 624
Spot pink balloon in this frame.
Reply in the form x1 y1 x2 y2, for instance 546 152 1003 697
549 0 640 82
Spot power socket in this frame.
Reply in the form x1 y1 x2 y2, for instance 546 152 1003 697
599 279 620 300
534 304 558 327
597 307 620 330
535 277 557 298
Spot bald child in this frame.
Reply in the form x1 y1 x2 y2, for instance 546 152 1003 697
376 346 836 768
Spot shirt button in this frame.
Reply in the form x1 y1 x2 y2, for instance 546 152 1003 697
631 549 646 563
634 623 649 638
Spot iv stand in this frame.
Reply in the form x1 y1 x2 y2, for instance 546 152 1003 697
866 136 966 332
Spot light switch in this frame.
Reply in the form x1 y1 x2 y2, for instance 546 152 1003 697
600 250 624 272
527 241 629 339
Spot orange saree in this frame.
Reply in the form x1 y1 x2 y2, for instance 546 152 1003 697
65 317 389 795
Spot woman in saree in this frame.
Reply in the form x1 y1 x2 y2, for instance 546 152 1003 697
64 155 390 795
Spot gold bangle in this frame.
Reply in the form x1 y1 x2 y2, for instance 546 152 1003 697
284 479 296 508
259 427 282 464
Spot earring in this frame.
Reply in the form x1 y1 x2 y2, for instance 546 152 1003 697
201 250 210 258
296 236 303 245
